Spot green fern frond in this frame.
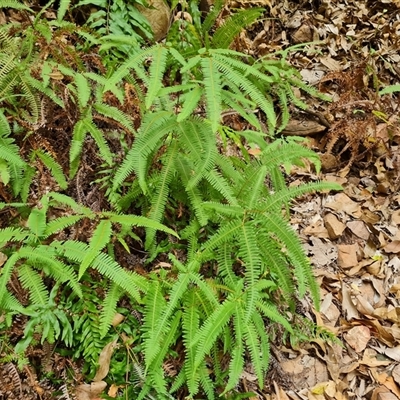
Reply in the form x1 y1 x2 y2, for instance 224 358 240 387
94 102 135 133
211 8 264 49
112 111 176 193
34 149 68 190
0 0 32 11
256 299 293 332
145 45 168 110
242 319 264 387
57 0 71 20
238 222 261 323
18 264 49 306
78 220 112 279
201 219 243 260
192 296 236 369
74 72 91 109
144 142 178 248
146 272 190 367
222 310 244 394
176 86 202 122
70 118 87 178
212 57 276 133
174 155 209 226
27 207 47 238
178 118 217 189
99 282 121 338
204 169 238 205
102 212 178 238
0 252 21 307
18 246 82 297
0 227 28 244
183 289 201 396
142 279 166 369
201 57 221 132
43 215 86 237
260 213 318 303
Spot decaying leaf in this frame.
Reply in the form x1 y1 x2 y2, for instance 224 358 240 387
93 339 118 382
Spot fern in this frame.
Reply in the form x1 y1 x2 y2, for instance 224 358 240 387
211 8 264 49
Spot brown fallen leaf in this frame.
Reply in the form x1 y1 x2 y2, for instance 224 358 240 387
346 220 370 240
337 244 358 268
93 339 118 382
344 325 370 352
383 241 400 254
324 213 346 239
75 381 107 400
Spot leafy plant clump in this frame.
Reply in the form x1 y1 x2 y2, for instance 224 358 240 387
0 1 342 399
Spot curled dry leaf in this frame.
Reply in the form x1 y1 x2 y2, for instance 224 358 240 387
93 339 118 382
75 381 107 400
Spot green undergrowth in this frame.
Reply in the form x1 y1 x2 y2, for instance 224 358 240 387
0 0 342 398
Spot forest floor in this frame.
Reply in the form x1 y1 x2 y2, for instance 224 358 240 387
2 0 400 399
238 0 400 399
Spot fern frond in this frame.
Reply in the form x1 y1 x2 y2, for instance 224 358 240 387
146 272 190 367
144 142 178 248
18 264 49 306
70 119 87 178
261 181 342 213
82 114 113 164
178 118 217 189
43 215 86 238
204 169 238 205
211 8 264 49
78 220 112 279
256 299 292 332
174 155 209 226
145 45 168 110
222 311 244 394
57 0 71 21
0 0 33 11
146 310 182 396
94 102 135 132
99 281 121 338
238 222 261 323
192 296 236 369
183 289 201 396
242 319 264 387
0 252 21 307
34 149 68 190
103 212 178 238
176 86 202 123
27 207 47 238
200 219 243 261
112 111 176 192
48 192 94 216
0 227 28 244
260 213 318 303
74 72 91 109
19 246 82 297
142 279 166 369
201 57 221 132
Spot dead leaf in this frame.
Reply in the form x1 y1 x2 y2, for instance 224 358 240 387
341 283 359 320
384 241 400 254
93 339 118 382
111 313 125 327
361 349 391 367
75 381 107 400
344 325 370 352
324 213 346 239
337 244 358 268
325 193 362 218
346 220 370 240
